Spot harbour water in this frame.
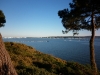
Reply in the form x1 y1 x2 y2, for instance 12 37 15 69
3 37 100 70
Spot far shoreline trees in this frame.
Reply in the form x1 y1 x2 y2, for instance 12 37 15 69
58 0 100 75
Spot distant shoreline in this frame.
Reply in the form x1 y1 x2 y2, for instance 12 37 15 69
3 36 100 39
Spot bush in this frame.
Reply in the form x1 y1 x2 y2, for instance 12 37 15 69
5 42 99 75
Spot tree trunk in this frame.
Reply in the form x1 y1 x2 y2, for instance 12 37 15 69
0 34 17 75
90 12 97 75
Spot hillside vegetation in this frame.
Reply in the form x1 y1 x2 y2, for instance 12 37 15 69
4 42 99 75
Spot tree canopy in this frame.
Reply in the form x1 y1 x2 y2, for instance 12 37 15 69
58 0 100 34
0 10 6 27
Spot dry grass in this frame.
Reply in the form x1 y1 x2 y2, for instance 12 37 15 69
4 42 99 75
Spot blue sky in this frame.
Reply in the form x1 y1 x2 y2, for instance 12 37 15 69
0 0 100 37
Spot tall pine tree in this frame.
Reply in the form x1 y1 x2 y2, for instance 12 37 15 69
58 0 100 74
0 10 17 75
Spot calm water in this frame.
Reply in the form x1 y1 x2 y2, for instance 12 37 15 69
3 38 100 70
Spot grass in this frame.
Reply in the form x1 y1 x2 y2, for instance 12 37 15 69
4 42 100 75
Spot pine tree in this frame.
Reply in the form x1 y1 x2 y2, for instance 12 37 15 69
58 0 100 74
0 10 6 27
0 10 17 75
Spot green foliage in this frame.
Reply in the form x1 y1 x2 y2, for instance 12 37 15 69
5 42 99 75
0 10 6 27
58 0 100 34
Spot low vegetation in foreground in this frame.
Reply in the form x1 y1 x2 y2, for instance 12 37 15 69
4 42 100 75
